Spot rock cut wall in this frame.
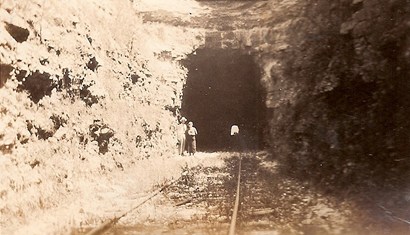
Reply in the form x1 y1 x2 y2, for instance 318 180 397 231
0 0 204 226
265 0 410 190
195 0 410 190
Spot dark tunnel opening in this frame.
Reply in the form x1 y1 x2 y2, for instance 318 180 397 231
181 48 268 152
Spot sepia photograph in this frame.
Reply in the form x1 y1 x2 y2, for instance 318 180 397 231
0 0 409 234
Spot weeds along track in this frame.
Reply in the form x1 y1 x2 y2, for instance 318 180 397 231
162 152 284 233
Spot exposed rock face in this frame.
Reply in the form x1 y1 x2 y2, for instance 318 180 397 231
0 0 203 224
164 0 410 190
265 0 410 189
189 0 409 190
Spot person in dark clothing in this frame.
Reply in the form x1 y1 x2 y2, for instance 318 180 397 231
186 121 198 156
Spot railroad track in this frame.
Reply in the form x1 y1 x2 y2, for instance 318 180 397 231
80 152 410 235
84 152 282 234
228 153 278 233
162 152 278 234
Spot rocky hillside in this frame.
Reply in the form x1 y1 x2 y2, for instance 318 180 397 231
0 0 203 227
171 0 410 193
266 0 410 193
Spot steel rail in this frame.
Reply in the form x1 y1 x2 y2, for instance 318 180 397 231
86 175 183 235
228 155 243 235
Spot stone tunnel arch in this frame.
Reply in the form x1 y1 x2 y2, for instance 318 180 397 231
181 47 268 152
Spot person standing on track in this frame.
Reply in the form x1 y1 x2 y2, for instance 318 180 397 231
230 124 240 151
177 117 187 156
186 121 198 156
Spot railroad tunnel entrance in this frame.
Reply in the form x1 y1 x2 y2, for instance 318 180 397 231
181 48 267 152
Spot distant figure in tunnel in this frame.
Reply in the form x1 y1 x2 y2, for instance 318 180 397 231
230 124 240 151
186 121 198 156
231 125 239 136
177 117 187 156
